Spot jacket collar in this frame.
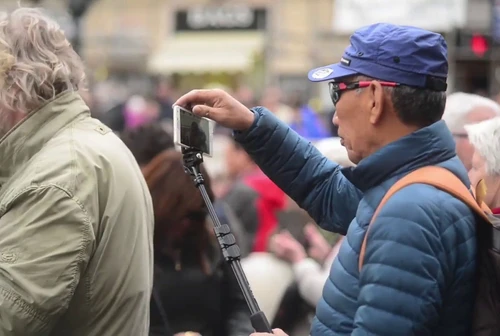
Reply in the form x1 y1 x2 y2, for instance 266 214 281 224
341 120 457 192
0 91 89 181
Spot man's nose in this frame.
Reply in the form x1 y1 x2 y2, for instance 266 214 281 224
332 111 339 126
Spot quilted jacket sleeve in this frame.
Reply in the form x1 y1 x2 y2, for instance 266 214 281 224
234 107 363 234
353 184 473 335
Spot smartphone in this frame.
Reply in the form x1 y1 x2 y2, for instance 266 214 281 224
173 105 215 157
276 210 312 248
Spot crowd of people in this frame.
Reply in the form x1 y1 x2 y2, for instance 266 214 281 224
2 5 500 336
84 78 337 143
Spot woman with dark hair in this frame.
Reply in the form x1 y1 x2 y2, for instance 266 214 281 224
143 149 253 336
121 123 250 257
120 123 175 166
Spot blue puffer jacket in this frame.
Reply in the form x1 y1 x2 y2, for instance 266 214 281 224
234 107 477 336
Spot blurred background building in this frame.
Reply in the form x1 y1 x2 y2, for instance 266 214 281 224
82 0 341 103
3 0 500 118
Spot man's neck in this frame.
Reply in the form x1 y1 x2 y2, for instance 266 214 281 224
368 123 420 158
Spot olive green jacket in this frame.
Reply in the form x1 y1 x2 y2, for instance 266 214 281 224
0 92 154 335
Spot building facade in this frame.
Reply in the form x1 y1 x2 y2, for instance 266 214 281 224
82 0 339 94
83 0 499 97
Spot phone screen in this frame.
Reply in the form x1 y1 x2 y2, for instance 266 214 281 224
174 106 212 156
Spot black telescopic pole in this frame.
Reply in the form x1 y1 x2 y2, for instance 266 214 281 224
182 148 273 333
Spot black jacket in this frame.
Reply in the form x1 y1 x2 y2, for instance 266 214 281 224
149 238 252 336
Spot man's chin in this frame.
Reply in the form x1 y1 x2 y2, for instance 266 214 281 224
346 149 362 165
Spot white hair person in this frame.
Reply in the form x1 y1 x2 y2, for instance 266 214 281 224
443 92 500 133
465 117 500 210
465 117 500 176
442 92 500 170
0 7 86 136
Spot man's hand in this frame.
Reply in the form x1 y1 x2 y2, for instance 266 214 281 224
174 89 255 131
251 328 288 336
270 230 307 263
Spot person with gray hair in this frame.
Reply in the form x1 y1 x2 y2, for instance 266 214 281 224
442 92 500 170
465 117 500 213
0 7 154 335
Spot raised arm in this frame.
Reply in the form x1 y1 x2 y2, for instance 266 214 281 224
234 107 362 234
174 89 363 234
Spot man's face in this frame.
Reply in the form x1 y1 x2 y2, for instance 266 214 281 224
455 107 497 171
331 79 375 164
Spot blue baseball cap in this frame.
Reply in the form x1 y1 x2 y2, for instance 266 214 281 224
308 23 448 91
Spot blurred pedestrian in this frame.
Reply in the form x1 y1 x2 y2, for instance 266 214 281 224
465 117 500 212
154 76 176 121
288 93 330 140
120 123 175 167
260 87 294 124
222 138 287 253
270 225 343 307
442 92 500 170
143 150 253 336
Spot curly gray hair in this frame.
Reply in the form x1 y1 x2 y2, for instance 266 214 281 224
0 7 86 135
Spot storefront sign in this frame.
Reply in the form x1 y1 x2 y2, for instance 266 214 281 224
175 5 267 32
332 0 467 34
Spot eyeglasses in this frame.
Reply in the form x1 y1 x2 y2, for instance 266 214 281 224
328 81 400 105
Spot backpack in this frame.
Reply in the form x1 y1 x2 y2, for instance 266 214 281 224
358 166 500 336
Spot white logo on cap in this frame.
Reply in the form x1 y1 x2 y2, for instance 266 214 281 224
311 68 333 79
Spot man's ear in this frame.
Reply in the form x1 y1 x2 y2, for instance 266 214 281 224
367 81 385 125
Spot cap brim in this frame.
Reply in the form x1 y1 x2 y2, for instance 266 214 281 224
307 63 358 82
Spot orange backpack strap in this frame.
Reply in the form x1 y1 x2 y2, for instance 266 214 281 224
358 166 491 272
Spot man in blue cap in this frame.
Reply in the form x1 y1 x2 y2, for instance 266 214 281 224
175 23 476 335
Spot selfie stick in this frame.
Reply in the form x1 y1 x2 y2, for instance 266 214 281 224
182 147 273 334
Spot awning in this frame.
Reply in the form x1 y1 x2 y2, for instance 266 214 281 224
148 32 264 74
